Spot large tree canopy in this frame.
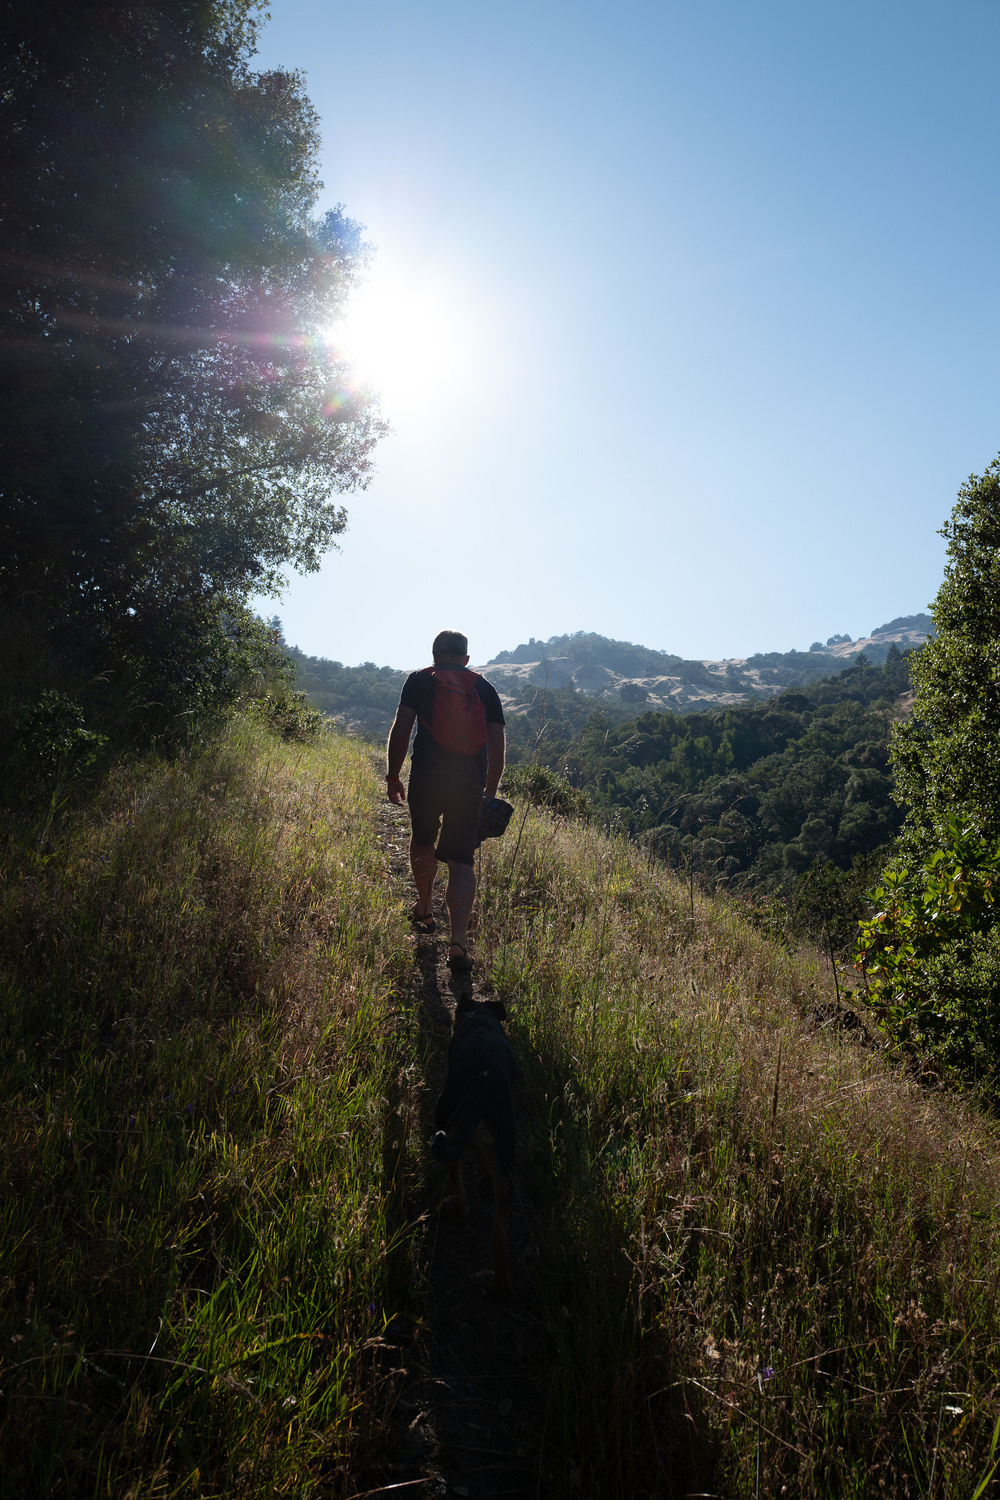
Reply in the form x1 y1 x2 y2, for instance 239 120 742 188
852 458 1000 1096
0 0 383 658
891 457 1000 847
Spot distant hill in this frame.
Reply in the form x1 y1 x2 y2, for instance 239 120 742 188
479 616 933 714
283 613 933 734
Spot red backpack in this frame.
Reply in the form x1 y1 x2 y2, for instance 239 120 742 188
419 667 488 755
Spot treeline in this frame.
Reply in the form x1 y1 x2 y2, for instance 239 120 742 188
488 625 922 687
505 647 911 894
1 3 380 778
285 641 406 722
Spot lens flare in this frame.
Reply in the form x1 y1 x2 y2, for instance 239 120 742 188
324 257 473 421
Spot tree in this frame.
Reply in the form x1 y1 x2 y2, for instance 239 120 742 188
853 458 1000 1097
0 0 384 722
891 457 1000 848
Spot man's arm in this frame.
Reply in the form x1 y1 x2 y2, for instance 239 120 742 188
386 705 416 805
485 722 505 800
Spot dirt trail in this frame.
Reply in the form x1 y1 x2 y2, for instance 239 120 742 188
371 799 546 1500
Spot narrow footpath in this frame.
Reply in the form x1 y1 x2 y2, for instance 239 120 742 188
371 797 547 1500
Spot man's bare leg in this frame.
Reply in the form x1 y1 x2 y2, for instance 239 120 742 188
445 859 476 956
409 837 438 919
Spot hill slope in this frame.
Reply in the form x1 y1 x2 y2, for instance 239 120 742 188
285 614 933 735
5 719 1000 1497
483 615 934 711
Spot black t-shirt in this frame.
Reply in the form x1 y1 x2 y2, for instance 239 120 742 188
399 665 506 782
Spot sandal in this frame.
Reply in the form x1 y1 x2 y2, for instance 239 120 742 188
448 943 474 974
410 907 436 934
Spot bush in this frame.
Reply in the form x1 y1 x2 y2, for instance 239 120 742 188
501 763 590 820
855 819 1000 1096
252 688 327 742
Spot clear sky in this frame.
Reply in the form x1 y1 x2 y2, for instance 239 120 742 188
252 1 1000 669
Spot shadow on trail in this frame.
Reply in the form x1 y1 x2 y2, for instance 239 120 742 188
381 929 543 1498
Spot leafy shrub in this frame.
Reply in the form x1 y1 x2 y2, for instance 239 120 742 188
15 689 107 782
252 688 327 741
501 763 590 819
855 819 1000 1095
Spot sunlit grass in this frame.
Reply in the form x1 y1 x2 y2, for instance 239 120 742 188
4 722 1000 1496
475 812 1000 1497
0 721 414 1497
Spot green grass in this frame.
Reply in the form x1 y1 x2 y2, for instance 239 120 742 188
0 721 415 1497
474 813 1000 1497
4 721 1000 1497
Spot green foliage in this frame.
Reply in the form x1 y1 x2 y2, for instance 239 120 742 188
252 687 327 741
742 646 840 686
0 1 383 733
865 459 1000 1094
893 458 1000 848
855 819 1000 1095
500 762 590 819
0 603 293 802
15 689 107 782
284 643 407 733
504 652 912 912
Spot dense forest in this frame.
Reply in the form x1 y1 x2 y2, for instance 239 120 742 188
503 646 912 926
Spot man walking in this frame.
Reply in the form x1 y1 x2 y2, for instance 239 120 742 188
386 630 506 972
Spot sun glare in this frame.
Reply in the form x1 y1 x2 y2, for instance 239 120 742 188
326 257 475 422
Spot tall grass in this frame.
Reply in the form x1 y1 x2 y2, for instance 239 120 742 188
5 719 1000 1497
476 813 1000 1497
0 721 414 1497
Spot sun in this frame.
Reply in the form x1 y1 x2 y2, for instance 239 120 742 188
325 255 473 422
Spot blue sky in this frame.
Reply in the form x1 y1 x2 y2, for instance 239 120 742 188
253 1 1000 669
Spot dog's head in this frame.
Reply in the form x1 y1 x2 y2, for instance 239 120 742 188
454 995 507 1025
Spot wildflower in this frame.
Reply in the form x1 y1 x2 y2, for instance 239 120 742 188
127 1116 136 1127
184 1102 194 1116
366 1301 377 1318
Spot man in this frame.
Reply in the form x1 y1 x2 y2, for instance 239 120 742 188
386 630 506 972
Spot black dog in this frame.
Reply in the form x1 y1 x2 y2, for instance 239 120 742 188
432 999 517 1298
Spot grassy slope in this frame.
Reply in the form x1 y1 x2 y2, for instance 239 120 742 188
2 722 999 1497
0 722 414 1497
476 816 1000 1497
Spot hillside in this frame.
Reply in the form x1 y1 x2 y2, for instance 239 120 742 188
503 647 917 930
286 632 922 929
484 615 934 711
285 613 933 736
4 717 1000 1497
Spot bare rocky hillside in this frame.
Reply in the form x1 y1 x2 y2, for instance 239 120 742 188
478 615 933 714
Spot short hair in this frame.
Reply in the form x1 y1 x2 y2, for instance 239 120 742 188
432 629 468 660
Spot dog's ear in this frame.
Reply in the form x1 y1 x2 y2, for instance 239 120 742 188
484 1000 508 1022
454 994 475 1021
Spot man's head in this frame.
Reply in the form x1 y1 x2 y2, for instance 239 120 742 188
432 629 469 664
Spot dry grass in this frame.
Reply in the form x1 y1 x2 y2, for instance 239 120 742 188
475 812 1000 1497
0 720 415 1497
4 723 1000 1497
